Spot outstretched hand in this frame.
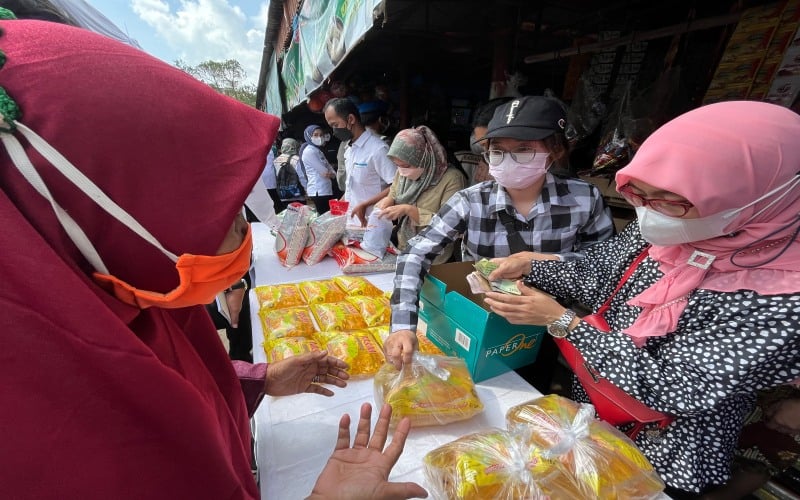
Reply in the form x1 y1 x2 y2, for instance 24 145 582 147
308 403 428 500
264 350 349 397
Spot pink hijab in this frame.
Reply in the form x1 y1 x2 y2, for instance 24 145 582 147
615 101 800 346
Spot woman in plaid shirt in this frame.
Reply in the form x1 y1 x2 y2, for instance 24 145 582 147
385 96 614 367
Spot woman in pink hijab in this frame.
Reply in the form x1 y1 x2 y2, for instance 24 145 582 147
485 101 800 496
0 17 426 500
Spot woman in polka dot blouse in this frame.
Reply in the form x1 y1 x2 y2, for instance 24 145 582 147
484 101 800 497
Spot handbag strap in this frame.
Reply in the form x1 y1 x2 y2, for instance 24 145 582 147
497 210 529 254
596 245 651 316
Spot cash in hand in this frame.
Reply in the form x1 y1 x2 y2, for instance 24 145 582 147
472 259 522 295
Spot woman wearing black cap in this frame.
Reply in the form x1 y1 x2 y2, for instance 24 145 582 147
385 95 615 369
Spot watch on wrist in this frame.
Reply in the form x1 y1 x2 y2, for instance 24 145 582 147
224 278 248 294
547 309 576 338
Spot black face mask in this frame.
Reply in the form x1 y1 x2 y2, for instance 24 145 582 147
332 126 353 142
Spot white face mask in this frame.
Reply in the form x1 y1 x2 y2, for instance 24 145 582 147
636 174 800 245
489 153 549 190
636 206 739 246
397 166 424 181
311 136 326 147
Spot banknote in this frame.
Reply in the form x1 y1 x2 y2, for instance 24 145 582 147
471 259 521 295
466 272 492 294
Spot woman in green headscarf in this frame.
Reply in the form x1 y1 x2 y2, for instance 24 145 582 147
375 126 466 264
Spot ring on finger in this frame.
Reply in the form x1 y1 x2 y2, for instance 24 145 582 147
312 375 320 384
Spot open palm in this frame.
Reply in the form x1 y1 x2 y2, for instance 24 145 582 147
308 404 428 500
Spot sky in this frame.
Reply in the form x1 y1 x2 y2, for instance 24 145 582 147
89 0 270 85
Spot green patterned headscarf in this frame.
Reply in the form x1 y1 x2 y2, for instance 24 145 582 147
387 125 449 205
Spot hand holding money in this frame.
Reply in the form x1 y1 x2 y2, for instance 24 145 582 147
470 259 522 295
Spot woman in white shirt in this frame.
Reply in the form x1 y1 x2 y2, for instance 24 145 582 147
300 125 336 214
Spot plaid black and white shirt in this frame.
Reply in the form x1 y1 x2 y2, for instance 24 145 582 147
390 174 614 332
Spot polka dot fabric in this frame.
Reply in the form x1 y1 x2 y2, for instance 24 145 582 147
525 222 800 492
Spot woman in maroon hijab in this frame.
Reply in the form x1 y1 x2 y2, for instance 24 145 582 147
0 18 426 500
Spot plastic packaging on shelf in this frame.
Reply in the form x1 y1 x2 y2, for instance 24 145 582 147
316 330 385 377
423 430 557 500
374 353 483 428
505 394 665 499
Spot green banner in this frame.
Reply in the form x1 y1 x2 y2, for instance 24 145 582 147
265 53 283 117
280 0 384 110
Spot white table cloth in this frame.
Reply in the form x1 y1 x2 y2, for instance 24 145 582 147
248 223 545 499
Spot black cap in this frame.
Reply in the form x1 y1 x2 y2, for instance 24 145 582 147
478 96 566 142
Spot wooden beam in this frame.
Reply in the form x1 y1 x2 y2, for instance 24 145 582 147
523 11 741 64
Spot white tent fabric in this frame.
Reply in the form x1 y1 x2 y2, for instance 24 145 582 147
51 0 142 49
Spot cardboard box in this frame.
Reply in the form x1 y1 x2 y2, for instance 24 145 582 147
417 301 456 357
419 261 545 382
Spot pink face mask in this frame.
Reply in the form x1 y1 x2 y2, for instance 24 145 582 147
489 153 550 190
397 166 424 181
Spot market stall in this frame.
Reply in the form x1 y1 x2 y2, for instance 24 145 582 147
247 222 545 499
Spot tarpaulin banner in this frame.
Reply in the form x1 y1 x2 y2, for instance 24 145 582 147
265 53 284 117
281 0 384 110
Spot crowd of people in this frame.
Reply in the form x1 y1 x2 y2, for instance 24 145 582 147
2 1 799 499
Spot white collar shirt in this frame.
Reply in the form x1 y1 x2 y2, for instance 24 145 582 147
343 128 396 212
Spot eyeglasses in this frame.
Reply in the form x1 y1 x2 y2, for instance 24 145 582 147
618 184 694 217
482 149 540 166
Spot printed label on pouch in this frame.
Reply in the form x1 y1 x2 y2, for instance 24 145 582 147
455 328 471 351
484 333 538 358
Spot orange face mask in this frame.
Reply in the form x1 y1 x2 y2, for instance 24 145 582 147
93 226 253 309
2 117 254 310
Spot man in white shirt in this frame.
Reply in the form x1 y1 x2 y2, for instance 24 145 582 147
324 98 396 226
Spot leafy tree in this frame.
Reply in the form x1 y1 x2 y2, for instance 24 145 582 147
176 58 257 107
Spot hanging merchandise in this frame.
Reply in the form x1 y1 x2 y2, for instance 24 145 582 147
566 76 607 145
592 81 634 175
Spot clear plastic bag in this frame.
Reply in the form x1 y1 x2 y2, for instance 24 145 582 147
423 429 555 500
328 241 398 274
506 394 665 499
361 207 394 259
373 353 483 428
302 210 347 265
275 203 312 267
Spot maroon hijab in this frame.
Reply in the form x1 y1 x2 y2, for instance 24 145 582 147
0 21 278 498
